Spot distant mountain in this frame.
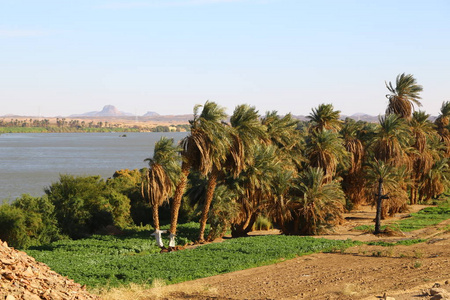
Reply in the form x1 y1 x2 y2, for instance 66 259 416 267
341 113 380 123
293 113 380 123
70 105 133 117
143 111 160 117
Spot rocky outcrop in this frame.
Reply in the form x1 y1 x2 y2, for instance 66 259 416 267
0 240 100 300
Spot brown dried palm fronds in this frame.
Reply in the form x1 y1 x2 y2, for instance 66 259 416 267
385 73 423 119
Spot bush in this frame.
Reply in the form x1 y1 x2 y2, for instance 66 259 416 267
0 195 62 249
45 175 133 238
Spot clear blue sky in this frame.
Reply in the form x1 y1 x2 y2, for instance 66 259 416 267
1 0 449 117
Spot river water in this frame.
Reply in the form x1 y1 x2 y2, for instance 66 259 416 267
0 132 187 201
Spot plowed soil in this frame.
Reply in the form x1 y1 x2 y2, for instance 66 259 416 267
134 205 450 300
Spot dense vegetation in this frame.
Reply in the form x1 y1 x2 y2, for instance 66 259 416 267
25 229 357 287
1 73 450 250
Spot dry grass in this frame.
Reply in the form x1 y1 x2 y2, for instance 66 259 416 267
95 280 219 300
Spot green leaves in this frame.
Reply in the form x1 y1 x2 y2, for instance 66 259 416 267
26 233 357 288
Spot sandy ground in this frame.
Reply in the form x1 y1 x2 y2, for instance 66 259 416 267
107 205 450 300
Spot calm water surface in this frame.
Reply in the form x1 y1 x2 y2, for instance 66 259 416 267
0 132 187 201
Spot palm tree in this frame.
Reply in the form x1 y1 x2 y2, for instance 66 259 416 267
230 144 282 237
420 158 450 201
365 160 397 234
385 73 423 119
409 111 437 203
288 167 345 235
372 114 412 167
265 169 295 234
191 102 230 243
369 114 412 215
262 111 300 151
340 119 367 208
142 137 180 247
304 129 349 183
169 101 229 243
205 184 240 241
435 101 450 157
229 104 268 167
307 103 342 133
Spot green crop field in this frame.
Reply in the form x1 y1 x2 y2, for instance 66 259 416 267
26 225 356 288
353 199 450 232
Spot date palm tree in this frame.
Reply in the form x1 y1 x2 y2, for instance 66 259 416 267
307 103 342 133
289 167 345 235
305 129 349 183
340 119 367 208
409 111 438 203
142 137 180 247
230 144 281 237
229 104 268 167
420 158 450 201
169 101 229 243
385 73 423 119
435 101 450 157
365 160 398 234
262 111 304 170
192 102 230 243
372 114 411 167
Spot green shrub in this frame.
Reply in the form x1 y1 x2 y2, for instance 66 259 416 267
45 175 132 238
0 195 62 249
252 215 273 231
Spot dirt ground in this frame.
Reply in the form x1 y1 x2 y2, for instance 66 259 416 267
122 205 450 300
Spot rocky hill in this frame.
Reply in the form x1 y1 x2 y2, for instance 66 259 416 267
70 105 133 117
0 240 99 300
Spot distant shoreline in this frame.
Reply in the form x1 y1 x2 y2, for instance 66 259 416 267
0 116 190 133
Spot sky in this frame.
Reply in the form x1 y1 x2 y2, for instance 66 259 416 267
1 0 449 117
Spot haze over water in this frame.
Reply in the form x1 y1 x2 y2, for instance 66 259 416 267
0 132 187 201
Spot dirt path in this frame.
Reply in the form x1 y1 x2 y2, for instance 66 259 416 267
102 205 450 300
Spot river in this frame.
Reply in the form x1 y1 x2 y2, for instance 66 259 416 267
0 132 188 201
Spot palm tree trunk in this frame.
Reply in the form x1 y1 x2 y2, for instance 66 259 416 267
375 178 383 234
243 213 258 234
169 163 190 236
198 168 219 243
152 202 160 231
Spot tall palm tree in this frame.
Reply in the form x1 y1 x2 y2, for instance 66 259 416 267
191 102 230 243
229 104 268 167
385 73 423 119
409 111 437 203
435 101 450 157
307 103 342 133
288 167 345 235
262 111 304 170
169 101 228 243
340 119 367 208
372 114 412 167
369 114 412 215
142 137 180 247
364 160 398 234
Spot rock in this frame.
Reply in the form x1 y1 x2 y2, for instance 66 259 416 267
22 266 34 277
1 258 16 265
431 288 448 296
430 294 447 300
383 292 396 300
0 238 100 300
